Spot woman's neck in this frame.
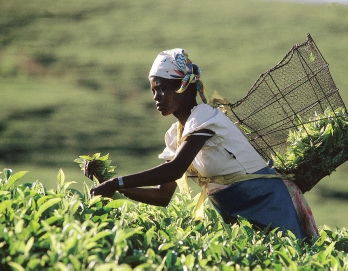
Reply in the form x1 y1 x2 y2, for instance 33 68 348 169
174 100 197 126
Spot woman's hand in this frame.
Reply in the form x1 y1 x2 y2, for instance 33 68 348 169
84 160 106 183
90 179 118 198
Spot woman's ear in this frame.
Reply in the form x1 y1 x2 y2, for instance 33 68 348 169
187 83 198 100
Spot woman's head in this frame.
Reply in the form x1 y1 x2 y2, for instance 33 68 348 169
150 76 194 117
149 48 207 104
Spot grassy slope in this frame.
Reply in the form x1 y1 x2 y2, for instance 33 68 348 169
0 0 347 228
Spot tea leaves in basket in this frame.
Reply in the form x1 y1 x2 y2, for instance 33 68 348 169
272 107 348 192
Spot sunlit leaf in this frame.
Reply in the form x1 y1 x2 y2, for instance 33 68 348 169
0 199 12 213
5 171 28 190
57 169 65 190
15 219 24 234
104 199 134 210
158 242 174 251
24 237 34 257
34 198 61 220
8 262 25 271
323 242 336 259
89 231 112 242
88 195 102 207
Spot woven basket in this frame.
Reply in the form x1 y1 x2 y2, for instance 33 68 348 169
211 34 347 193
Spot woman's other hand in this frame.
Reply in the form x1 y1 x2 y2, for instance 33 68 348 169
90 179 117 198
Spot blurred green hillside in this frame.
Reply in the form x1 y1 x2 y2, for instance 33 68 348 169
0 0 347 228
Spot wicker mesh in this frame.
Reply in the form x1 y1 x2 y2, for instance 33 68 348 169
220 34 347 192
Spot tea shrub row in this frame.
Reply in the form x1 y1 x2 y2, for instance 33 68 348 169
1 169 348 270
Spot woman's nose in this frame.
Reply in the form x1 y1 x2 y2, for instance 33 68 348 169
153 90 162 101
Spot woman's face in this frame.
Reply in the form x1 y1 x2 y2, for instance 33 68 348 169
150 76 186 116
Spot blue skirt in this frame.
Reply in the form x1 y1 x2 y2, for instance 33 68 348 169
208 167 306 239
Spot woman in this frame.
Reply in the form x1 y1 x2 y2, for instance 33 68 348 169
87 48 318 239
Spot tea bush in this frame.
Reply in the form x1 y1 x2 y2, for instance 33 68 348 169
1 168 348 270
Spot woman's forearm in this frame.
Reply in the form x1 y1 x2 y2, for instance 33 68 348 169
118 162 183 189
120 182 177 207
89 162 181 199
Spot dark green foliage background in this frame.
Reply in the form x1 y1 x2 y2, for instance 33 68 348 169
0 0 348 228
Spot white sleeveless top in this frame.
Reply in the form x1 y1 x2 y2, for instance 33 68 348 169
159 104 267 181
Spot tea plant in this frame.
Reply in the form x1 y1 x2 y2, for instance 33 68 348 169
1 168 348 270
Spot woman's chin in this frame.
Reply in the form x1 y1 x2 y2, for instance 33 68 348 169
157 109 170 116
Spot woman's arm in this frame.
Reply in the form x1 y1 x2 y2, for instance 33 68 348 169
90 133 211 200
119 181 177 207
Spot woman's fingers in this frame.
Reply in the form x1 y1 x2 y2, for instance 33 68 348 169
90 179 117 198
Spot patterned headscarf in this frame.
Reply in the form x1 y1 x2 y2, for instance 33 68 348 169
149 48 207 103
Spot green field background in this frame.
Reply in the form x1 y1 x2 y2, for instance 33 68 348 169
0 0 347 229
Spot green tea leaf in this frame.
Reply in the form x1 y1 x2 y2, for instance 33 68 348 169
5 171 28 189
57 169 65 190
34 198 61 220
158 242 174 251
15 219 24 234
24 237 34 257
8 262 25 271
88 195 102 207
276 247 291 266
89 231 112 242
323 242 336 259
0 199 11 213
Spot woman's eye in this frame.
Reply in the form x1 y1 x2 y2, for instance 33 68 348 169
151 87 164 95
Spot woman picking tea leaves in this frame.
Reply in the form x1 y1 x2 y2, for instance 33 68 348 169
85 48 318 239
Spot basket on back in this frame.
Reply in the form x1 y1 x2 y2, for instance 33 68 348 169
211 34 348 193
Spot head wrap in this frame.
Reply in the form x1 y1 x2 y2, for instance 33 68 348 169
149 48 207 103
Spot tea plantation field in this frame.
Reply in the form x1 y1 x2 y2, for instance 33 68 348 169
1 1 348 268
1 169 348 270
